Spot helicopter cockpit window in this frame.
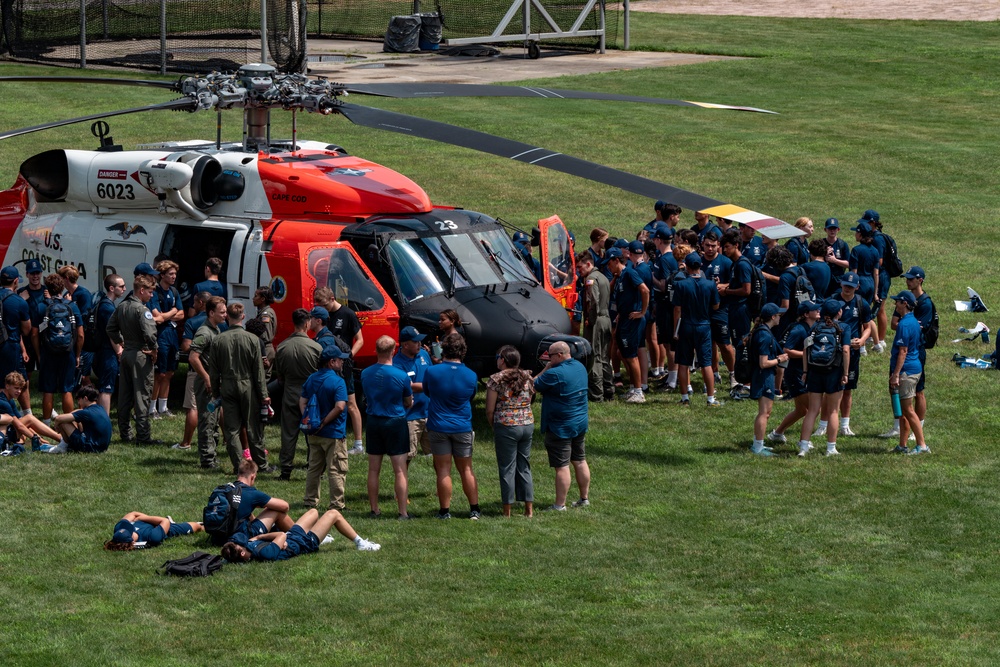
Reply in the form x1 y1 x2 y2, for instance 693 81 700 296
307 248 385 312
472 229 536 283
439 234 501 286
546 225 573 289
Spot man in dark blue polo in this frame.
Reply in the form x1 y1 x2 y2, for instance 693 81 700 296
822 218 850 292
534 340 590 511
719 229 756 361
392 326 433 459
606 247 649 404
16 258 45 414
701 232 736 390
739 223 767 267
802 240 832 301
650 224 678 385
672 252 721 406
0 266 32 415
888 290 928 455
691 211 721 245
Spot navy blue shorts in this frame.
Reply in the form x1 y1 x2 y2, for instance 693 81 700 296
750 370 775 400
167 522 196 538
807 370 845 395
676 323 712 368
878 275 891 300
284 525 320 558
38 350 75 393
728 304 751 346
156 336 179 373
94 352 119 394
616 318 645 359
857 278 875 305
783 370 807 399
68 430 108 453
710 311 731 346
655 300 673 345
366 415 409 456
0 343 27 382
77 351 94 380
844 349 861 391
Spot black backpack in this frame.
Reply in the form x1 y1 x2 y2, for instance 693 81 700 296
881 233 903 278
203 482 243 546
41 299 76 352
805 321 844 371
789 267 816 316
159 551 226 577
82 292 111 353
918 293 939 349
734 325 761 386
739 256 766 318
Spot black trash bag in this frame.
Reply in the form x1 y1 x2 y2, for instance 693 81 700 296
384 15 421 53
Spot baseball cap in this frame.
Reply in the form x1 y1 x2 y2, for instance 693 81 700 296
684 252 702 268
654 200 666 212
839 272 860 288
760 303 786 320
903 266 925 280
606 247 623 260
824 218 840 229
25 258 43 274
850 220 872 235
1 266 20 281
653 223 674 239
512 231 530 245
860 209 880 223
628 240 645 255
821 299 843 318
890 290 916 307
133 262 159 277
613 238 630 250
111 519 135 544
797 300 821 315
399 326 426 343
320 345 349 363
309 306 329 322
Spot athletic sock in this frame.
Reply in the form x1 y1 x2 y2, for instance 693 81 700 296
438 507 450 516
751 439 765 453
707 394 717 404
641 384 648 391
827 442 837 452
157 398 167 412
667 370 678 385
798 439 810 449
353 536 363 546
148 405 157 415
470 504 481 513
681 393 689 401
354 439 363 447
817 420 828 431
892 418 900 430
840 417 850 429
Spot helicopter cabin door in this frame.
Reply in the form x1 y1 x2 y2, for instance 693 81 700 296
99 242 147 283
537 215 578 316
301 242 399 367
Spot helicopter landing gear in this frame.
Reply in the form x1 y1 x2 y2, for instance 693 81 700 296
525 40 540 60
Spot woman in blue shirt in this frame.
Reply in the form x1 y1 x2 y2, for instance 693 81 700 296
104 511 204 551
768 301 821 448
749 303 788 456
848 221 880 307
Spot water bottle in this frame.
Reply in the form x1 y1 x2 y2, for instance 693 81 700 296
890 386 902 419
206 397 221 413
431 341 442 359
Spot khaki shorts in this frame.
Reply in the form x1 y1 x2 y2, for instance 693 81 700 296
898 373 919 400
182 371 197 410
407 418 429 459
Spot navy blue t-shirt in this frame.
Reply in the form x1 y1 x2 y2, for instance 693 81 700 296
802 260 832 300
782 321 810 381
235 483 271 523
849 243 880 281
784 237 810 266
73 403 112 447
0 391 19 416
0 289 30 344
693 222 721 244
672 274 719 326
360 363 412 419
613 266 645 316
652 252 679 299
742 236 767 267
17 286 46 328
727 256 755 308
702 254 732 313
824 238 851 287
192 279 227 302
149 285 182 334
69 285 93 319
834 293 871 340
94 294 117 353
423 360 477 433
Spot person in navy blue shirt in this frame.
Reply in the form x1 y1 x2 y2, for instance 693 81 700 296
104 511 204 551
392 326 433 459
16 258 45 410
0 371 61 447
221 508 380 562
739 224 767 267
691 211 721 245
187 257 227 317
606 247 649 403
0 266 32 410
301 346 350 511
672 252 722 406
92 274 126 415
883 266 934 441
719 229 757 350
799 300 851 458
821 218 850 292
888 290 928 454
749 303 788 456
149 260 185 418
360 335 414 519
848 220 880 310
534 340 591 511
701 232 736 390
768 301 821 448
631 240 659 391
863 210 891 349
424 333 481 520
44 385 113 453
32 273 83 420
802 240 832 300
650 224 678 384
783 217 814 266
218 460 294 545
57 265 92 389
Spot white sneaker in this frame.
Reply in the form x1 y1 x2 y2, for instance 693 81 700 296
356 538 381 551
859 345 868 356
767 430 787 444
909 432 916 441
797 441 813 458
347 444 365 455
825 447 840 457
878 427 900 439
624 389 646 404
840 426 856 437
813 424 827 437
321 534 335 546
873 341 886 354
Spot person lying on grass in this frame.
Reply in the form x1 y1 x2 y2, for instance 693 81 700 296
221 508 380 562
104 511 205 551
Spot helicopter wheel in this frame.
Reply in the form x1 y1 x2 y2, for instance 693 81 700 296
526 41 540 60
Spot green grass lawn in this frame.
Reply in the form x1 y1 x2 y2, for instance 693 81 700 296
2 12 1000 666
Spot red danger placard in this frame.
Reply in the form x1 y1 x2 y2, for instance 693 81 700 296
97 170 127 180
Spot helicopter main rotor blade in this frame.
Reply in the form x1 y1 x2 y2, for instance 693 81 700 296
0 75 178 90
0 98 198 141
337 102 802 238
343 83 776 114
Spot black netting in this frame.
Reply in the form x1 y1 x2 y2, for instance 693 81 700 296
0 0 306 73
311 1 621 51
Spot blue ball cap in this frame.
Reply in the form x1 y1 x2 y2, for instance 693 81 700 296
628 240 645 255
861 209 880 223
0 266 20 281
111 519 134 544
309 306 329 322
797 300 821 315
25 258 43 274
654 200 666 212
903 266 925 280
512 231 530 244
133 262 159 277
760 303 786 320
652 223 674 241
320 345 348 363
850 220 872 235
821 299 843 318
606 247 623 260
890 290 917 307
839 272 860 288
613 238 630 250
824 218 840 229
684 252 702 268
399 326 426 343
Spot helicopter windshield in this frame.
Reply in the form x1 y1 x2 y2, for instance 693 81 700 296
388 230 535 303
307 247 386 312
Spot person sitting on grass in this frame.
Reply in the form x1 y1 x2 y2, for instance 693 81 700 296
209 460 294 546
220 508 380 562
0 371 61 449
104 511 205 551
42 385 113 453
